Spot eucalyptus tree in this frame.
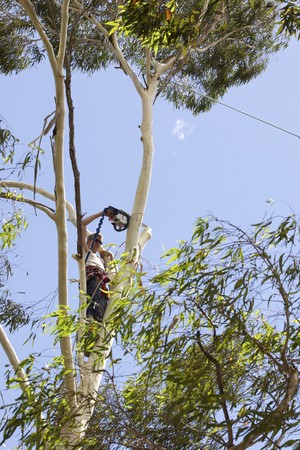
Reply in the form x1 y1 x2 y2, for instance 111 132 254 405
0 0 289 449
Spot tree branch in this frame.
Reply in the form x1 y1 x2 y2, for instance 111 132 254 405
0 325 31 393
0 191 56 221
17 0 57 74
195 26 257 53
196 330 234 448
57 0 70 70
0 181 76 225
230 365 298 450
70 2 145 97
108 32 145 96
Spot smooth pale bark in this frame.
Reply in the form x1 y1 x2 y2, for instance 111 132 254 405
5 0 77 443
0 181 76 224
13 0 77 413
0 325 30 392
0 326 49 434
125 85 157 256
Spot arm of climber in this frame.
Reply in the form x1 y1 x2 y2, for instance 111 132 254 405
82 211 105 228
81 211 105 253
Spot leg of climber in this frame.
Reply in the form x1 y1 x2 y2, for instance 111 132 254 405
86 275 108 322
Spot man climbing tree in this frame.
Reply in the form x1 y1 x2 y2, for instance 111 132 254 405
82 210 114 322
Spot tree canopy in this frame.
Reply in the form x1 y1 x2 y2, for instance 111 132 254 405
0 0 286 112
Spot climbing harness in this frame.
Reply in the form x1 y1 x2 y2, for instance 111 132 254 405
86 267 109 319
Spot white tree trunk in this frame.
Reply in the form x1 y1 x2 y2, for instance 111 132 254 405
126 85 157 258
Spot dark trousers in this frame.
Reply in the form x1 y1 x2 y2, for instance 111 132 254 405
86 276 108 321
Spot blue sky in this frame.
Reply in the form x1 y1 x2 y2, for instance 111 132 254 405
0 35 300 448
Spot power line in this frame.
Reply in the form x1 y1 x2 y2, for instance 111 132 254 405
171 81 300 140
198 91 300 140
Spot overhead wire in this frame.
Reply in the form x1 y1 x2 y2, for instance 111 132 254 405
170 81 300 140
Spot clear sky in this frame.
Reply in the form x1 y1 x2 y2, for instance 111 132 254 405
0 34 300 448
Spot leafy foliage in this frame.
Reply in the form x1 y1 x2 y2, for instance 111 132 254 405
0 0 115 75
0 209 27 249
0 118 35 179
0 0 44 74
157 1 284 113
0 252 31 332
6 213 299 448
0 1 287 114
278 1 300 39
107 0 285 113
87 215 300 449
0 120 19 165
0 295 31 333
0 300 115 449
107 0 180 51
0 121 31 333
0 355 77 450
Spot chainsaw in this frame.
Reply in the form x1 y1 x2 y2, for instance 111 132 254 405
104 205 130 232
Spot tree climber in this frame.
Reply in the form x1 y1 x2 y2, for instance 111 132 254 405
82 210 114 322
